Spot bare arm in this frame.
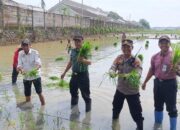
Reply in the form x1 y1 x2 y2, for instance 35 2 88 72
61 61 72 79
142 67 154 90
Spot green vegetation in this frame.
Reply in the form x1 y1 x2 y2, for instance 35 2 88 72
24 69 38 78
79 41 92 58
58 80 69 88
94 46 99 51
0 73 2 81
107 70 141 89
126 70 141 89
49 76 59 80
145 42 149 49
138 54 144 62
139 19 150 29
46 79 69 89
171 43 180 66
113 42 118 47
55 57 64 61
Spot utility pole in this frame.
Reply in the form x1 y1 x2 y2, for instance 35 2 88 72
0 0 4 31
81 0 83 27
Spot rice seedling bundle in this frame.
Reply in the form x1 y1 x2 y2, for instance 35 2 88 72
79 41 92 58
0 73 2 81
94 46 99 51
113 42 118 47
146 40 149 44
46 79 69 89
49 76 59 80
137 54 144 62
171 43 180 66
107 70 140 89
58 80 69 88
23 69 38 78
55 57 64 61
145 42 149 48
125 70 140 89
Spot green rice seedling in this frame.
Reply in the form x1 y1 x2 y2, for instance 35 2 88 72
137 54 144 62
106 71 125 85
49 76 59 81
58 80 69 88
94 46 99 51
107 70 140 89
19 112 25 128
0 73 2 81
58 80 69 89
46 83 57 88
78 41 92 58
55 57 64 61
24 69 38 78
113 42 118 47
125 70 141 89
4 90 10 102
171 43 180 67
145 42 149 49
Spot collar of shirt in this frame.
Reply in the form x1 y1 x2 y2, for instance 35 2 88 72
160 50 171 57
22 49 32 55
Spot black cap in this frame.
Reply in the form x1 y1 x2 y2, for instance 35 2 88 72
73 32 83 40
122 39 133 47
21 38 30 45
159 35 170 43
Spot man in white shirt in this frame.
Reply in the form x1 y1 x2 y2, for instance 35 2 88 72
17 39 45 106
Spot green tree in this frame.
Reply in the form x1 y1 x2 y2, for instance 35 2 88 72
139 19 150 29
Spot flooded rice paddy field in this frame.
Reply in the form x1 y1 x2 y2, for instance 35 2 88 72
0 35 180 130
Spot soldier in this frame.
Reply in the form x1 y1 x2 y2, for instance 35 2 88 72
61 34 92 112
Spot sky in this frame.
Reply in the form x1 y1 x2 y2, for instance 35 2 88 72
13 0 180 27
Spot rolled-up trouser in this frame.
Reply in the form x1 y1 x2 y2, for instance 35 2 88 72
154 78 178 117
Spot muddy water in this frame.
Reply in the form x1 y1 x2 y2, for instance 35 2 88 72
0 38 180 130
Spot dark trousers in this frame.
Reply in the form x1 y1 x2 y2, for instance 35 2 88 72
69 72 91 105
12 67 19 84
154 78 178 117
23 77 42 96
112 90 144 123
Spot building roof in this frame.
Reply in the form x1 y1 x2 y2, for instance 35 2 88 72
48 0 109 18
1 0 43 11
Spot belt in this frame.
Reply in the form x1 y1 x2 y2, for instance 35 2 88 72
156 78 175 82
72 71 88 76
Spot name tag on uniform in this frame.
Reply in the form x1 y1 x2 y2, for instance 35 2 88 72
162 64 167 72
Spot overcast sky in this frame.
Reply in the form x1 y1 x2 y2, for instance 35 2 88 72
14 0 180 27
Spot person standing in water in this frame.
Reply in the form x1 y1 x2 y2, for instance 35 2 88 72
109 39 144 130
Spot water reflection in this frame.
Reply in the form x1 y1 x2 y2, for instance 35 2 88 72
82 112 92 130
69 105 92 130
36 107 45 130
112 119 120 130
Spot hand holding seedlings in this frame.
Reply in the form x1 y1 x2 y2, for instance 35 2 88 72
61 72 66 79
